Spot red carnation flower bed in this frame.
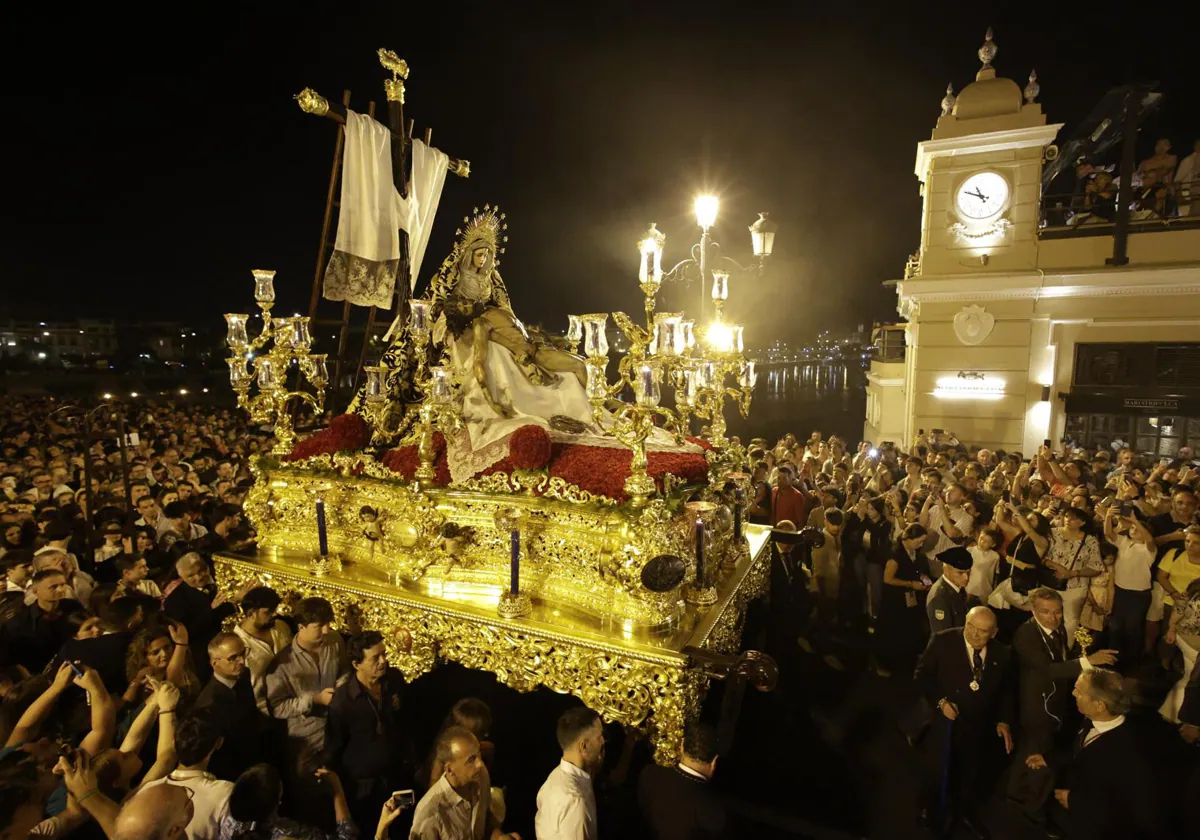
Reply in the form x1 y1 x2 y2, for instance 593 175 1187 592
509 425 553 470
286 413 373 461
378 432 707 502
379 432 450 485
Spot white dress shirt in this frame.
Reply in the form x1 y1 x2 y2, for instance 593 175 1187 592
138 769 233 840
1082 714 1125 747
535 759 597 840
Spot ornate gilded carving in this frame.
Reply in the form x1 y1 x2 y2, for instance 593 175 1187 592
211 545 772 763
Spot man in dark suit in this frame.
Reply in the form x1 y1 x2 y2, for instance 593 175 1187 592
925 546 978 633
1033 669 1172 839
914 606 1013 838
1007 588 1118 826
638 722 729 840
191 630 267 779
163 553 240 681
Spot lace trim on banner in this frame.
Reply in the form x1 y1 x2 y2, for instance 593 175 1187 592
323 250 399 309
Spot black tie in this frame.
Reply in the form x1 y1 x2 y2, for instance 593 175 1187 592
972 648 984 684
1054 628 1068 659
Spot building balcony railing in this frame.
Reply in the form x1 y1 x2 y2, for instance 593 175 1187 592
1040 186 1200 239
870 324 906 363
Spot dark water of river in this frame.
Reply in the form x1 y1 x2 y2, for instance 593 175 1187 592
720 362 866 447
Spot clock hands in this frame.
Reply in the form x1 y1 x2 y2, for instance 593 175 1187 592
968 187 989 203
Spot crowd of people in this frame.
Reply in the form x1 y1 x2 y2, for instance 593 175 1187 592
0 398 728 840
1068 136 1200 224
4 393 1200 839
742 430 1200 838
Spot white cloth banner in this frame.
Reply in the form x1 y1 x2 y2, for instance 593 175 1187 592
322 110 407 309
407 138 448 290
325 114 450 314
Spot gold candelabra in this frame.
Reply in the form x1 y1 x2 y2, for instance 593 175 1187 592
381 298 460 489
225 270 328 456
571 218 758 506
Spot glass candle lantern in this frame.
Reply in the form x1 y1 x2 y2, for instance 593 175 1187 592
290 316 312 350
252 270 276 304
635 363 662 407
730 324 745 354
256 358 281 390
227 357 250 388
301 353 328 384
681 320 696 353
638 223 664 288
711 270 729 303
224 314 250 350
582 314 609 359
409 299 433 341
429 366 454 404
364 366 386 403
676 366 695 408
654 314 683 357
566 315 582 343
739 360 757 389
586 360 609 401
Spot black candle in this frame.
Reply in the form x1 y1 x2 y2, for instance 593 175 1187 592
510 529 520 595
316 499 329 557
695 518 705 586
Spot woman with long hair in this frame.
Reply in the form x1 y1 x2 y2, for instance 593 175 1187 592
122 621 199 708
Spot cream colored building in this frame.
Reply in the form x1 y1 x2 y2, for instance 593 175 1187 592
865 31 1200 456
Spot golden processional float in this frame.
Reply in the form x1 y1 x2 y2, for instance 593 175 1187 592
215 50 780 763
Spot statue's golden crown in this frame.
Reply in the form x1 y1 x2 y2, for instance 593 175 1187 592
456 204 508 261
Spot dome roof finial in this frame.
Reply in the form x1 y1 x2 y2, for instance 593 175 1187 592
1024 69 1040 103
941 83 957 116
976 27 998 79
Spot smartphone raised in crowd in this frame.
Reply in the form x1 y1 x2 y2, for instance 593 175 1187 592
1119 503 1135 519
390 789 416 809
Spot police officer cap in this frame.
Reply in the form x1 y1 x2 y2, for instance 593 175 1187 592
937 546 973 571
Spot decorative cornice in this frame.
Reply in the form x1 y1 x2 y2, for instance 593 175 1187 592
915 123 1063 180
867 373 905 387
898 266 1200 305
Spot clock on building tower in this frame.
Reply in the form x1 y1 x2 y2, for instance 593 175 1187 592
955 171 1010 221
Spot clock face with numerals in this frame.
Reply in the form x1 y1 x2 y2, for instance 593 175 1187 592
955 172 1010 221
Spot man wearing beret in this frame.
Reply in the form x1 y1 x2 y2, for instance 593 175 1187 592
926 546 979 633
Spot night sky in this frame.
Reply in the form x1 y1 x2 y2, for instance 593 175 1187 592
4 3 1197 348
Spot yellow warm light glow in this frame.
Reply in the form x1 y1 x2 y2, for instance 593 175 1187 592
932 375 1006 400
694 195 719 229
706 321 733 353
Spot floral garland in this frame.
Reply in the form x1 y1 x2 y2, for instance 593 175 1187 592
285 414 372 461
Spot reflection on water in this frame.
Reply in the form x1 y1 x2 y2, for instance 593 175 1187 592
722 362 866 445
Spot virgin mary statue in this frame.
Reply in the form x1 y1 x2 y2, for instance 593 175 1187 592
383 205 690 481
